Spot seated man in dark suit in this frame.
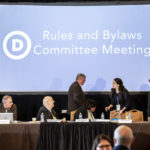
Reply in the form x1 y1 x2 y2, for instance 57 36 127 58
0 95 17 120
74 99 96 120
37 96 57 121
113 125 134 150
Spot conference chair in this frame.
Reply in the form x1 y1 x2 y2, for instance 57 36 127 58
125 109 143 122
70 110 77 121
110 110 125 120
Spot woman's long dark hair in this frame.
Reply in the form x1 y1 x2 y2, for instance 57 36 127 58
91 134 113 150
111 78 128 103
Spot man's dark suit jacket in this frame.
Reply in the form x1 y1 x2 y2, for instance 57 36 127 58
36 106 57 121
112 145 130 150
68 81 85 113
0 103 17 120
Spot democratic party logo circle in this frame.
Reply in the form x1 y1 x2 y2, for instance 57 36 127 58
3 31 31 60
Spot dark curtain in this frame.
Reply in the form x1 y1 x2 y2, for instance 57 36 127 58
36 122 117 150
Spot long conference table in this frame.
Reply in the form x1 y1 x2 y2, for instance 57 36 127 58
0 121 150 150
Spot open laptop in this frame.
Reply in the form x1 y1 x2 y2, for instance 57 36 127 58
0 113 13 122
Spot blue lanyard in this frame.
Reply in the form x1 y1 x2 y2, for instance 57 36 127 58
116 96 119 104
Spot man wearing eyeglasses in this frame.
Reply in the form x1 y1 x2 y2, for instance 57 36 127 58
0 95 17 120
36 96 57 121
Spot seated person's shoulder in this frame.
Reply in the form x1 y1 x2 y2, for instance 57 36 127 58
0 103 4 109
0 103 3 111
0 103 3 107
39 106 46 112
12 104 17 109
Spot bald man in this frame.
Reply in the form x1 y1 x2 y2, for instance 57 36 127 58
113 125 134 150
36 96 57 121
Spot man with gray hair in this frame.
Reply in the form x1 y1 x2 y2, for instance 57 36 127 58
0 95 17 120
68 73 86 120
113 125 134 150
36 96 57 121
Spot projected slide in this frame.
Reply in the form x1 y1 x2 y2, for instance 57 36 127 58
0 4 150 91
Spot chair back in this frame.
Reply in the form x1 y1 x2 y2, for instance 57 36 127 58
70 110 77 121
125 109 143 122
110 110 125 120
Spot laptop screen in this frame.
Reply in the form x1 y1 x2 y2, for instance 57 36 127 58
0 113 13 121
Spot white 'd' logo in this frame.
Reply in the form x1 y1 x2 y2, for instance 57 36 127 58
3 31 31 60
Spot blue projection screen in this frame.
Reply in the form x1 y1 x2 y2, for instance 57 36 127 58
0 4 150 91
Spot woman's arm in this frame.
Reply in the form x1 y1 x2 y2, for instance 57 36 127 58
105 104 113 111
119 106 126 114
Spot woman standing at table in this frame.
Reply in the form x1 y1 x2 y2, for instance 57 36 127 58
105 78 132 115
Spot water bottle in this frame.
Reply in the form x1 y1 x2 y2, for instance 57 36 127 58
79 112 82 119
128 113 131 120
101 112 105 119
40 113 44 122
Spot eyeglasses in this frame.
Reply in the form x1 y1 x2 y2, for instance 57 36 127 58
7 101 13 104
96 144 111 149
